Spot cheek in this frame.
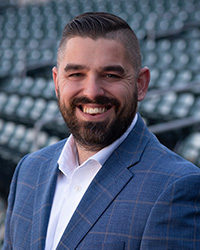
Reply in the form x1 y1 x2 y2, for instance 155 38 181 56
115 87 135 105
117 86 138 113
59 85 79 104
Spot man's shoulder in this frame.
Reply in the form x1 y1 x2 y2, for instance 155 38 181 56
12 138 68 185
29 138 67 160
142 134 200 177
121 115 200 177
17 138 67 170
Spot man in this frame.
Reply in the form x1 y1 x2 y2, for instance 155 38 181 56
3 12 200 250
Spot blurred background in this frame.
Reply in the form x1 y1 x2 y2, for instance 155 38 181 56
1 0 200 247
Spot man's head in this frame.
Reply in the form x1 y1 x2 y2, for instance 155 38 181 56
53 12 150 152
57 12 142 76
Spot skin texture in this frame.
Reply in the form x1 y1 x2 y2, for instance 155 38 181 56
53 37 150 164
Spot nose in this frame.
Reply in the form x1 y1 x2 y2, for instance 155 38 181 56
82 75 105 100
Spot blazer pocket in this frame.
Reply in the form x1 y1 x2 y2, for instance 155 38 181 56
78 241 125 250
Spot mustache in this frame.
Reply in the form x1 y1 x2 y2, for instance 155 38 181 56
71 96 120 108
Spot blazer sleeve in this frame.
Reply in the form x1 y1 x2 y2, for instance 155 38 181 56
140 173 200 250
3 155 28 250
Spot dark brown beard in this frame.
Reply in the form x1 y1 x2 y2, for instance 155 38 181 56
57 92 138 151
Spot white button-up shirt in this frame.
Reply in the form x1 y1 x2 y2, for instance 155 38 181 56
45 114 138 250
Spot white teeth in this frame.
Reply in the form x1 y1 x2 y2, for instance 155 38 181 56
83 107 107 114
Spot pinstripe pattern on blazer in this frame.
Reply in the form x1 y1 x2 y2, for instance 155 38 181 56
3 114 200 250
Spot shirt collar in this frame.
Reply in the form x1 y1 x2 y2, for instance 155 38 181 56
58 113 138 176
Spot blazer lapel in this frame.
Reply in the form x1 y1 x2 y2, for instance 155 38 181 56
57 114 151 250
30 141 66 249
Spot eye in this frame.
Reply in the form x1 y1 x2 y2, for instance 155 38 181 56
105 74 120 79
67 73 85 80
68 73 84 78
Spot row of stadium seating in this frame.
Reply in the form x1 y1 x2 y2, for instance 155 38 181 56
1 0 200 46
2 77 56 98
1 0 200 36
140 92 200 120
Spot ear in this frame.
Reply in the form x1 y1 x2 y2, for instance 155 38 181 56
52 66 59 98
137 67 150 102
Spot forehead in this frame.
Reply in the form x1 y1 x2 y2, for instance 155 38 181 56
58 36 133 72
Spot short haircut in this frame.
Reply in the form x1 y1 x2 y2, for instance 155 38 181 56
57 12 142 74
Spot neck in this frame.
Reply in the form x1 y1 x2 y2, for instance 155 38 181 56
76 143 99 165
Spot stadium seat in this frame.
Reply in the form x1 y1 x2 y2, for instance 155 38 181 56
171 93 195 118
18 77 34 95
176 132 200 167
156 92 177 116
16 96 35 120
42 100 59 120
0 121 16 146
3 94 20 117
43 79 56 99
29 98 47 121
31 78 47 97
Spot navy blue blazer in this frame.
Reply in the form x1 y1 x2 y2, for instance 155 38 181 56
3 114 200 249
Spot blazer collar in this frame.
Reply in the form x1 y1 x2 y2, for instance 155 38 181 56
56 114 151 249
113 113 151 169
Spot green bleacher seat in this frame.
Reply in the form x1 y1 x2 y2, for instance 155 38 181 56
3 94 20 117
42 100 60 120
172 70 193 88
0 121 15 146
171 93 195 118
16 96 35 120
138 95 161 117
29 98 47 121
43 79 56 99
19 77 34 95
31 78 47 97
176 132 200 167
156 92 177 116
172 39 187 52
8 124 26 151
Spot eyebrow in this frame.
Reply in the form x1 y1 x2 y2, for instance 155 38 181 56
101 65 125 75
64 64 89 72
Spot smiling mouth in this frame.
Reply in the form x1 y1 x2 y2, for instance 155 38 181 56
79 105 112 115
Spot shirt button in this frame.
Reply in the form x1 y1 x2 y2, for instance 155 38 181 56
74 185 82 193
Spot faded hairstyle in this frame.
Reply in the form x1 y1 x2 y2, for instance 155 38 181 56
57 12 142 74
